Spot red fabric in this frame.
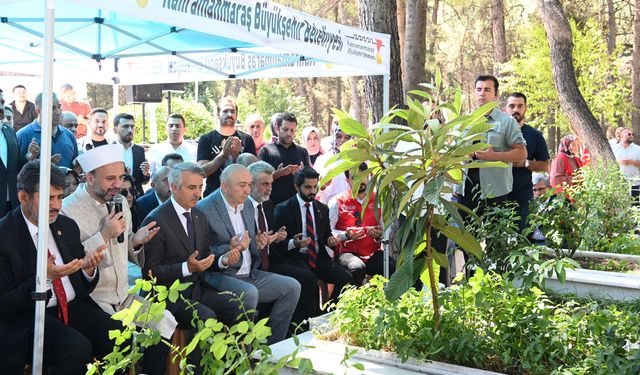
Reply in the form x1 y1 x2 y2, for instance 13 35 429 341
61 99 91 138
334 189 381 260
48 250 69 325
304 203 317 269
551 152 582 194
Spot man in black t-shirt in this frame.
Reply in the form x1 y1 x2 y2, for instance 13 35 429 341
258 112 310 205
505 92 550 231
197 96 256 197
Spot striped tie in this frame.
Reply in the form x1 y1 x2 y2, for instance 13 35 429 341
304 202 317 269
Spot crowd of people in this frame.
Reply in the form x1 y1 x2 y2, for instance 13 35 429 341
0 85 390 374
0 76 637 374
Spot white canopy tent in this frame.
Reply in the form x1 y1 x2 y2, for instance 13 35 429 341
0 1 391 372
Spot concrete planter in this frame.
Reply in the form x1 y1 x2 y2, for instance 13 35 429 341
269 331 504 375
541 249 640 301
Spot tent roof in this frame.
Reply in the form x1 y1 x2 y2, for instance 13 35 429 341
0 0 391 84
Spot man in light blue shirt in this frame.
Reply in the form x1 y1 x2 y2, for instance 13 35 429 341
16 92 78 169
457 75 527 218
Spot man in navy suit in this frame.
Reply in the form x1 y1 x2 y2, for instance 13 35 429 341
142 163 243 327
136 166 171 226
196 164 300 344
0 161 118 375
274 167 352 305
0 105 25 217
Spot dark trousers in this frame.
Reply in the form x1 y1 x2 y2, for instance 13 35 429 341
269 262 318 333
632 185 640 205
1 298 124 375
337 251 396 287
286 253 352 307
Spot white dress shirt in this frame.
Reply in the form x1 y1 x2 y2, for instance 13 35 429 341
23 210 81 307
170 196 195 278
288 194 318 253
123 144 134 173
219 193 251 276
248 195 269 255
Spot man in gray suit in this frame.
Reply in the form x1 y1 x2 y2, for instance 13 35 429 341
196 164 301 344
142 163 244 327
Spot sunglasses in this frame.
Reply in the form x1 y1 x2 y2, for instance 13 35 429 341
119 188 137 197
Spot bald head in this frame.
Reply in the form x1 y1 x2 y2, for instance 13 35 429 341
61 111 78 136
220 164 252 207
151 166 171 202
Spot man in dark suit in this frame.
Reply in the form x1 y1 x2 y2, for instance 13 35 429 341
136 166 171 226
141 162 243 328
274 167 352 304
0 161 117 375
196 164 300 344
247 161 317 331
0 105 25 217
113 113 149 197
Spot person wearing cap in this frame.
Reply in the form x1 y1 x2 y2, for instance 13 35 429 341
61 143 175 374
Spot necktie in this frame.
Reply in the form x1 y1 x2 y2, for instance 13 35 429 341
256 204 269 271
304 202 317 269
48 249 69 325
183 212 196 250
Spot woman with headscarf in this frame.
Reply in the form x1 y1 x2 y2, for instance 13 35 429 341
550 135 583 189
302 126 324 166
314 123 353 204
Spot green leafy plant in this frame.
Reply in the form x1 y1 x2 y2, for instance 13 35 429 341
87 279 312 375
325 71 507 328
329 273 640 374
528 165 640 258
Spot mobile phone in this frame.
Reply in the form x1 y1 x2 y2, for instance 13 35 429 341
113 196 124 243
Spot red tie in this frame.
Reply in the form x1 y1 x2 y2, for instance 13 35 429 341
304 202 317 269
48 250 69 325
256 204 270 271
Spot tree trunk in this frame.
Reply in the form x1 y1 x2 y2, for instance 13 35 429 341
403 0 427 95
490 0 508 66
607 0 617 55
397 0 406 86
427 0 440 58
633 0 640 137
538 0 614 162
349 76 364 125
358 0 405 123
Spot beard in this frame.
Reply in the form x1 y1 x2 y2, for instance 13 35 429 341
299 192 316 202
357 183 367 194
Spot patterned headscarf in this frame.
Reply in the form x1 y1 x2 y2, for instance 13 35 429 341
558 135 576 155
331 125 347 154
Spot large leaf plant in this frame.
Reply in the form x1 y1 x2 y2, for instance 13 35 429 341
322 74 507 328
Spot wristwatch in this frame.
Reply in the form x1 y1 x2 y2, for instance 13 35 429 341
524 160 530 169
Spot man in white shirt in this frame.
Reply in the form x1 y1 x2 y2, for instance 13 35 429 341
0 161 116 375
612 128 640 201
196 164 301 344
148 113 197 173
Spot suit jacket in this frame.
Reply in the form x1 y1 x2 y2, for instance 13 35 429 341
0 208 98 322
136 189 160 225
196 189 261 289
273 196 333 265
0 124 25 218
141 199 218 288
131 144 149 197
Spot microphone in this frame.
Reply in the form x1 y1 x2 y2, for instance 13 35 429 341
113 195 125 243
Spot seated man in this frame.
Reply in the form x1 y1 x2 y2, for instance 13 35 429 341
328 163 395 286
274 167 352 306
142 163 245 328
196 164 301 344
0 161 117 375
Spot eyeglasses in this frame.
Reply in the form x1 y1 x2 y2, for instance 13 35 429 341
119 188 137 197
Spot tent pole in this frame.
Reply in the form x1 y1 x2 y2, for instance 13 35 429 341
383 73 390 279
33 1 56 374
112 83 119 114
